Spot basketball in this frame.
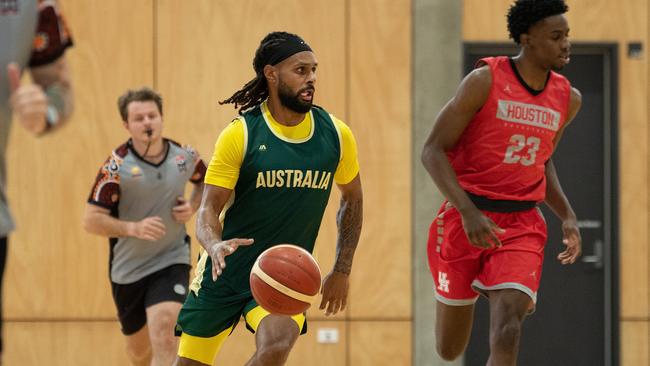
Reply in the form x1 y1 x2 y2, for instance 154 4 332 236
250 244 322 315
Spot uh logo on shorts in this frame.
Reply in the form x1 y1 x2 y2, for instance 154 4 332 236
438 272 450 293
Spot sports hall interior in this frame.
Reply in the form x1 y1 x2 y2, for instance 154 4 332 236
6 0 648 365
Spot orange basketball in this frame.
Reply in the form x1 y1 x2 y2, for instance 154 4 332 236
250 244 322 315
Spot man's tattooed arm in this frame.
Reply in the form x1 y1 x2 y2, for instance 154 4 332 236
333 175 363 274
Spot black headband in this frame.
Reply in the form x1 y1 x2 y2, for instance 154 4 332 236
265 36 312 67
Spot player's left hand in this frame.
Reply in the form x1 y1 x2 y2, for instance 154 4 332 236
7 63 48 135
558 219 581 264
319 271 349 316
172 196 194 223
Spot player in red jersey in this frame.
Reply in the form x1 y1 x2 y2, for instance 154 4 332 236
421 1 581 365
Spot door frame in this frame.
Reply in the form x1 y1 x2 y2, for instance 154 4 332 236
462 42 620 366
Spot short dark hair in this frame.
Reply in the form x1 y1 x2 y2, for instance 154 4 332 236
117 87 163 121
507 0 569 44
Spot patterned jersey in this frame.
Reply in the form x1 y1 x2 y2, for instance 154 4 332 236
87 139 207 284
448 56 571 201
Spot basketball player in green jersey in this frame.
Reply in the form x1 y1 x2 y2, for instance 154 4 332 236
174 32 363 366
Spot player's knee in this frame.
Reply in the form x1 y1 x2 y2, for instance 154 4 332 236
154 309 178 330
436 340 464 361
257 339 294 364
490 318 522 350
125 342 152 364
151 331 178 353
149 311 179 343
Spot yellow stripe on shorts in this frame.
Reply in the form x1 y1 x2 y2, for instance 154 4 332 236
244 305 306 333
189 250 209 295
177 307 305 364
177 326 233 365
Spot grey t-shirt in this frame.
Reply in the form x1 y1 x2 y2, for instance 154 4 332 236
0 0 38 236
0 0 73 236
88 139 207 284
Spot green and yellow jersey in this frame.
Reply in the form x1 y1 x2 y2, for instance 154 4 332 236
191 101 359 295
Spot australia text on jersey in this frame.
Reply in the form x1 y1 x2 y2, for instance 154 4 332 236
496 100 560 131
255 170 332 190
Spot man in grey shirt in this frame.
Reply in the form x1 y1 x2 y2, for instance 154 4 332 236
83 87 206 366
1 0 74 359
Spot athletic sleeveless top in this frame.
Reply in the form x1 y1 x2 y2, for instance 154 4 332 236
216 104 341 289
448 56 571 201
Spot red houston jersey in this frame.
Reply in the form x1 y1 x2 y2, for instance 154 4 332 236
448 56 572 202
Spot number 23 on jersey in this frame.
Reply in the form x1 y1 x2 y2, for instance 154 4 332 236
503 134 541 166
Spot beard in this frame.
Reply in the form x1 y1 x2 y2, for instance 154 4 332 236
278 80 313 114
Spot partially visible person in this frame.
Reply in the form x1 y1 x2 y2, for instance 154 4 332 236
174 31 363 366
83 88 206 366
421 1 581 364
0 0 74 361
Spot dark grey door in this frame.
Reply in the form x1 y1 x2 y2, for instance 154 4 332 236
462 44 618 366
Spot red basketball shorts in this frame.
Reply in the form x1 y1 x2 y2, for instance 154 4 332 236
427 202 547 311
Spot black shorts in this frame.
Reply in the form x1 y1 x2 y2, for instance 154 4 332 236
111 263 191 335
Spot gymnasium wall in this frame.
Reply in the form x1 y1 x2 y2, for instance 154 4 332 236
4 0 412 365
8 1 645 365
462 0 649 364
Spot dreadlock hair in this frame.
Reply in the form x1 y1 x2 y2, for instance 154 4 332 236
220 32 307 115
507 0 568 45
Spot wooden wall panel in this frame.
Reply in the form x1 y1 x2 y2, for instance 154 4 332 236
463 0 647 41
349 321 411 366
621 321 649 366
215 320 346 366
4 0 414 363
591 1 650 321
349 0 412 319
155 0 348 323
155 0 347 153
5 0 154 319
5 321 129 365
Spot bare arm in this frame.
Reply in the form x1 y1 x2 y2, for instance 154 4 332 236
189 181 204 212
319 174 363 316
420 66 504 248
544 87 582 220
333 174 363 274
196 184 253 281
545 159 575 221
82 204 165 241
421 66 491 214
195 184 230 251
544 87 583 264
